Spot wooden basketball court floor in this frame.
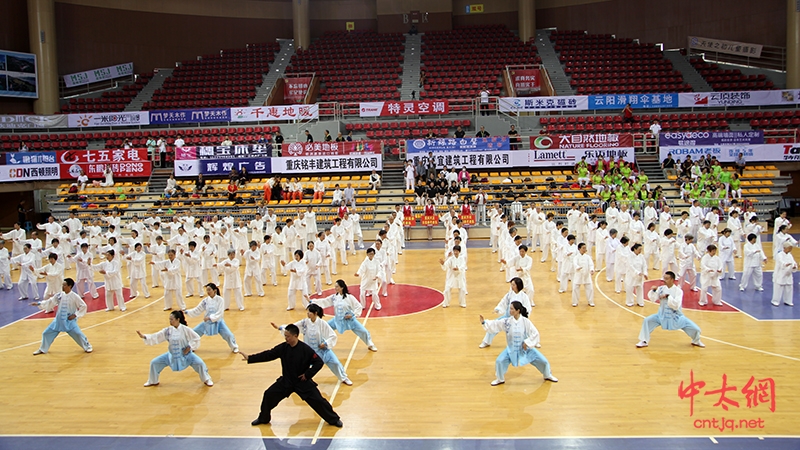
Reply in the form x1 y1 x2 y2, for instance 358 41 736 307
1 238 799 450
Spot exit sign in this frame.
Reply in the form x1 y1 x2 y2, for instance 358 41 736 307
465 4 484 13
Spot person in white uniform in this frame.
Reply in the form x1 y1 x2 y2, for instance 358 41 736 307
772 242 798 307
137 310 213 387
282 249 309 311
636 271 705 348
126 243 150 299
503 245 534 303
181 241 203 298
304 241 323 297
717 228 736 280
739 234 767 292
200 234 219 286
480 301 558 386
186 283 238 353
70 243 98 298
151 249 185 311
217 249 244 311
37 253 64 302
260 235 278 286
31 278 92 355
572 243 595 307
355 247 383 309
698 244 723 306
625 243 648 307
242 241 265 297
0 239 13 290
94 249 125 312
479 278 532 347
310 280 378 351
677 234 702 292
439 245 467 308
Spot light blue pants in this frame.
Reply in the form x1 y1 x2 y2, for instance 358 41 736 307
193 321 238 351
638 314 702 344
147 352 210 385
317 348 348 381
329 318 373 347
39 323 91 353
18 278 38 300
495 348 552 382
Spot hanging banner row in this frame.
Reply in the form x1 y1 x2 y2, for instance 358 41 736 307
0 148 152 182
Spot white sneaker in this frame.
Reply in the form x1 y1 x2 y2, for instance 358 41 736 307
368 345 378 352
85 345 93 353
636 341 648 348
757 287 764 291
739 287 745 291
692 341 706 348
589 303 595 307
375 304 382 311
143 381 159 387
204 379 214 387
232 347 239 353
544 375 559 382
490 379 505 386
32 349 44 356
478 342 490 348
342 378 353 386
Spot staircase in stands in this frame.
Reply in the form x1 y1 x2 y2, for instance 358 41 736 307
534 30 574 96
147 167 175 195
125 69 174 112
399 33 422 100
663 50 711 92
251 39 296 106
374 161 406 222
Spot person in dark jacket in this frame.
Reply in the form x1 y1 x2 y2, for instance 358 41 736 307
241 324 343 427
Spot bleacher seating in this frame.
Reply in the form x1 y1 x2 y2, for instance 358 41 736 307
286 30 405 103
345 119 472 140
690 58 775 91
60 73 154 114
551 30 691 94
539 112 730 133
745 110 800 142
143 43 280 110
420 25 538 101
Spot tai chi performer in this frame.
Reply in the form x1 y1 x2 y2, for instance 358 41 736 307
439 245 467 308
772 242 798 307
151 249 185 311
739 234 766 292
354 247 382 309
311 280 378 351
636 271 705 348
186 283 239 352
94 249 125 312
31 278 93 355
479 278 533 348
137 310 213 387
282 249 309 311
572 243 595 307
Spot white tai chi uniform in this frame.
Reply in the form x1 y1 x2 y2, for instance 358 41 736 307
242 249 264 297
507 254 534 303
71 249 98 298
625 252 647 307
200 241 219 286
771 251 798 307
260 242 278 286
356 256 382 309
128 249 150 298
739 242 766 291
93 257 124 311
304 248 323 296
481 315 555 383
187 294 238 352
219 257 244 311
141 324 211 386
699 253 723 306
572 252 595 306
285 259 309 310
677 242 701 290
718 235 736 279
153 257 185 311
0 247 12 289
660 235 679 275
441 253 467 307
181 249 202 297
481 289 532 346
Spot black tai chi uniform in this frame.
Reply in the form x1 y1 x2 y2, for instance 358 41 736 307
247 340 341 425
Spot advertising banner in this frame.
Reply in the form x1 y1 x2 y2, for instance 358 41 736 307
525 147 635 167
284 76 312 104
588 93 678 109
57 148 149 165
63 62 134 88
0 165 60 182
0 114 67 129
407 151 525 169
198 158 272 176
271 154 382 173
61 160 152 179
68 111 150 128
408 148 635 169
282 140 382 156
196 144 273 160
499 96 588 112
174 159 200 177
530 133 634 149
149 108 230 125
230 104 319 122
0 49 38 99
688 36 763 58
678 90 800 108
359 100 450 117
659 131 764 147
660 143 800 163
406 137 510 153
509 69 541 96
5 151 57 165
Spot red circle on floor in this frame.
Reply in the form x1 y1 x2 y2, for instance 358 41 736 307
311 284 444 318
643 280 737 312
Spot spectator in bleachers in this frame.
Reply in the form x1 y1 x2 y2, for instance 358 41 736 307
271 179 284 201
100 165 115 187
419 70 426 88
146 136 157 159
476 126 490 138
370 170 382 191
539 125 549 135
454 126 466 138
622 104 634 123
661 153 676 171
165 174 178 197
286 177 303 200
324 130 332 142
479 84 490 116
425 130 436 139
257 135 268 146
508 125 521 150
331 184 343 206
474 188 487 225
735 152 746 175
77 169 89 191
649 120 661 147
229 168 240 186
444 167 458 185
194 174 207 195
344 183 356 209
174 135 185 149
305 130 314 143
415 179 428 206
274 131 284 153
227 180 239 201
157 136 168 168
425 152 437 181
19 141 28 151
335 132 346 142
123 139 133 149
313 177 325 201
458 167 470 188
346 131 353 142
221 136 233 146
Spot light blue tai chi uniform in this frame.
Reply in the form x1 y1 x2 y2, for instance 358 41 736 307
639 284 702 344
312 293 375 347
36 291 92 353
483 315 553 382
142 324 211 385
280 317 348 381
187 294 238 352
481 290 532 346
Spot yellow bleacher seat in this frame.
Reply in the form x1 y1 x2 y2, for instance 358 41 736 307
542 171 551 176
552 171 562 176
511 172 520 177
765 165 777 170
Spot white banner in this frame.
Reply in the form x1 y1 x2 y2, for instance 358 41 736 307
661 143 800 163
0 114 67 129
678 90 800 108
406 148 634 169
230 104 319 122
688 36 763 58
271 153 381 173
174 160 200 177
499 96 589 112
0 164 60 182
525 147 635 167
63 62 134 88
67 111 150 128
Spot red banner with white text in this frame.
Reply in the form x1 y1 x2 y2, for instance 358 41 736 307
530 133 634 149
510 69 541 96
284 77 312 104
58 148 152 179
283 140 383 157
359 100 449 117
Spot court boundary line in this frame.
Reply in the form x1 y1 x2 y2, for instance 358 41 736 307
1 433 799 440
0 295 164 354
593 269 800 363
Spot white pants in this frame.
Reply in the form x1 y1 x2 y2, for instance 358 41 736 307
130 277 150 298
244 273 264 296
288 288 309 310
605 262 615 282
185 277 201 296
722 259 735 279
405 177 414 191
151 264 162 286
164 288 186 310
678 266 697 289
595 246 604 268
443 287 466 307
201 267 219 286
360 285 381 308
107 288 125 311
772 284 794 306
614 266 625 292
739 266 763 290
262 265 278 285
77 276 98 298
0 268 12 289
572 282 594 306
307 271 322 295
626 283 644 306
699 284 722 306
224 288 244 310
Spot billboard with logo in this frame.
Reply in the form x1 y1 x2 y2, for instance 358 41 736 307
660 144 800 163
530 133 634 150
658 131 763 147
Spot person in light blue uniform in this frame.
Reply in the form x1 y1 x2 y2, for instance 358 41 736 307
137 310 214 387
186 283 239 353
272 303 353 385
480 300 558 386
479 278 533 348
31 278 93 355
310 279 378 352
636 270 705 348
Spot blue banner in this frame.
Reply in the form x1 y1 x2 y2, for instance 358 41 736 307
588 93 679 110
5 151 57 165
148 108 231 125
198 144 272 160
406 137 510 153
199 158 272 176
659 130 764 147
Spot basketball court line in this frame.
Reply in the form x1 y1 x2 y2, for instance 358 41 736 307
0 295 164 354
2 433 799 440
593 269 800 363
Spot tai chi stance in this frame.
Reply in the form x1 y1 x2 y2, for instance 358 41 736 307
31 278 93 355
137 310 213 387
636 271 705 348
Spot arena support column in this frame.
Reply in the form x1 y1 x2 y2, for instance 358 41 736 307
788 0 800 89
293 0 311 52
518 0 536 44
27 0 60 115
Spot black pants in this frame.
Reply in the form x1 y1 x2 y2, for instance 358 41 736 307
259 379 340 425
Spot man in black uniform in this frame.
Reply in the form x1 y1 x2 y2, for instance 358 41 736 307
241 324 343 427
